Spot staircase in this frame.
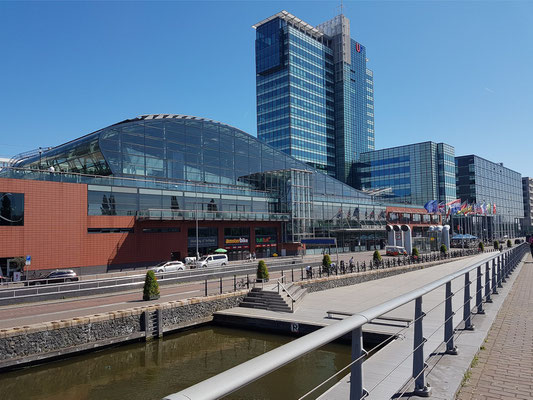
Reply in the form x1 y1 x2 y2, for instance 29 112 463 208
240 282 307 313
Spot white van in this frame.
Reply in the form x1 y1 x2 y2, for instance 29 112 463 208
195 254 228 268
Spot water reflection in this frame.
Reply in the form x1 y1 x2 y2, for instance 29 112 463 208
0 326 351 400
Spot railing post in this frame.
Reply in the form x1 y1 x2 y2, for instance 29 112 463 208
413 296 431 396
444 281 458 354
292 268 294 282
233 275 236 292
220 277 223 294
476 265 484 315
485 262 492 303
463 271 474 330
491 259 498 295
205 279 208 296
497 256 503 288
350 326 366 400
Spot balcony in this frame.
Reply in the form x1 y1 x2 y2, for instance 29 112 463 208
136 209 290 222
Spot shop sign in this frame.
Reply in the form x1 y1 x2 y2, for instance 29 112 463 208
225 237 249 245
188 237 217 247
256 236 277 245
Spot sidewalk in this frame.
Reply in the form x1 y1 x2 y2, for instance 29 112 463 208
456 253 533 400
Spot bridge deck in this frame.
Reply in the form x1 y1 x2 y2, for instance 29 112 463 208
215 252 525 399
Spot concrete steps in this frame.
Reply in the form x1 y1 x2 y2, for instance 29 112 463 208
239 283 307 313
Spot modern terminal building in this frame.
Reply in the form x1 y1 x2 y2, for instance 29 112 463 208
357 142 457 206
0 114 408 277
455 155 523 239
254 11 375 188
522 177 533 234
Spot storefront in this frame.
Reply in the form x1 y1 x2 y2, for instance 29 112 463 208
224 227 250 261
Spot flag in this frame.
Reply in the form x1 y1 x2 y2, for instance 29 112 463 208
424 200 438 213
493 204 497 214
335 207 343 219
346 208 351 219
369 209 375 219
446 199 461 207
437 202 446 214
481 202 487 215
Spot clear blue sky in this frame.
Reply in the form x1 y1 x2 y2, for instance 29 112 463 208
1 1 532 176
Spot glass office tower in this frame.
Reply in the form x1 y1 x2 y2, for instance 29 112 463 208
358 142 456 206
254 11 374 188
456 155 523 238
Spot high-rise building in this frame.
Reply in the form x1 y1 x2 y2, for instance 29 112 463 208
357 142 456 206
455 155 523 239
253 11 374 188
521 177 533 232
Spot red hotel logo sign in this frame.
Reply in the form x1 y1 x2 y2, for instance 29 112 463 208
355 43 361 53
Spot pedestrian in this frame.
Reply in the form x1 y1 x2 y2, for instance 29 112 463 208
349 256 354 268
305 265 312 279
252 252 256 261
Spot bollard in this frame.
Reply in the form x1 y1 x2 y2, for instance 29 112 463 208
463 271 474 330
476 265 484 315
292 268 294 282
350 327 367 400
205 279 208 296
413 296 431 396
220 277 223 294
485 262 492 303
492 259 498 295
246 274 249 289
233 275 236 292
444 281 458 354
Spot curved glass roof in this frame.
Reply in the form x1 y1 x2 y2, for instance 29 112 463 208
17 114 372 203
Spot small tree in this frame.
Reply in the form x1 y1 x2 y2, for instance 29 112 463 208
440 244 448 255
143 270 160 301
412 247 420 258
493 240 500 250
507 239 512 248
256 260 269 281
478 242 484 252
373 250 382 264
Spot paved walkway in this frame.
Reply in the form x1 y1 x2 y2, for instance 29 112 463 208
456 254 533 400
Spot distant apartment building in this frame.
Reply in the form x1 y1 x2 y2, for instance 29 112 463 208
455 155 523 238
357 142 456 206
254 11 374 188
522 177 533 232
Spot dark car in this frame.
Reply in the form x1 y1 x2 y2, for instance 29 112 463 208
27 270 79 286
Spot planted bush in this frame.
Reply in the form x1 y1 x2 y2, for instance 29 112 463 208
373 250 382 264
143 270 160 301
440 244 448 254
256 260 269 281
493 240 500 250
322 254 331 269
412 247 420 258
478 242 484 252
507 239 512 248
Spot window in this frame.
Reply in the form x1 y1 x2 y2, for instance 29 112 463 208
0 192 24 226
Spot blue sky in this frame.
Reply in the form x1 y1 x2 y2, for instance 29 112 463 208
1 1 532 176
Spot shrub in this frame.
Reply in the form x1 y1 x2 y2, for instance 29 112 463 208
514 239 520 244
478 242 484 252
256 260 269 280
412 247 420 258
373 250 382 263
440 244 448 254
507 239 512 248
493 240 500 250
322 254 332 269
143 270 160 301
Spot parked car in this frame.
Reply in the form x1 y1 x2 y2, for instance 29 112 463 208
150 261 186 273
27 270 79 285
184 257 197 265
195 254 228 268
385 246 408 256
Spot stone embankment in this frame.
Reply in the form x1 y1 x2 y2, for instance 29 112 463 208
0 292 245 371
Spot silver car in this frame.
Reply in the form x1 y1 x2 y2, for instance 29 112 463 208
150 261 186 273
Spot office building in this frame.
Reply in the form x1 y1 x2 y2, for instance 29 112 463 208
521 177 533 233
455 155 523 239
1 114 400 277
357 142 456 206
254 11 374 188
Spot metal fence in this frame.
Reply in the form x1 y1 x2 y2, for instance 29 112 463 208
162 243 528 400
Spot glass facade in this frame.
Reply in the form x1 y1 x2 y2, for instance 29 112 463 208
254 12 374 188
456 155 523 238
358 142 456 206
522 177 533 231
0 192 24 226
10 114 384 243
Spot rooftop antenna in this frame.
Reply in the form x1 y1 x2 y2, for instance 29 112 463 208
338 0 344 15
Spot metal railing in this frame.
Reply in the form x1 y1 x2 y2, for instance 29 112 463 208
276 277 296 312
162 243 528 400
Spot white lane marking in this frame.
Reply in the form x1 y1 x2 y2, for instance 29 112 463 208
0 290 200 323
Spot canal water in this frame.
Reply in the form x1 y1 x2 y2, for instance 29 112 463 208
0 326 352 399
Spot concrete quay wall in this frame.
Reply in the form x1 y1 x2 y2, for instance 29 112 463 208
0 292 246 371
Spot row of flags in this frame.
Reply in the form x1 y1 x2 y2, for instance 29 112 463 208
424 199 497 216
